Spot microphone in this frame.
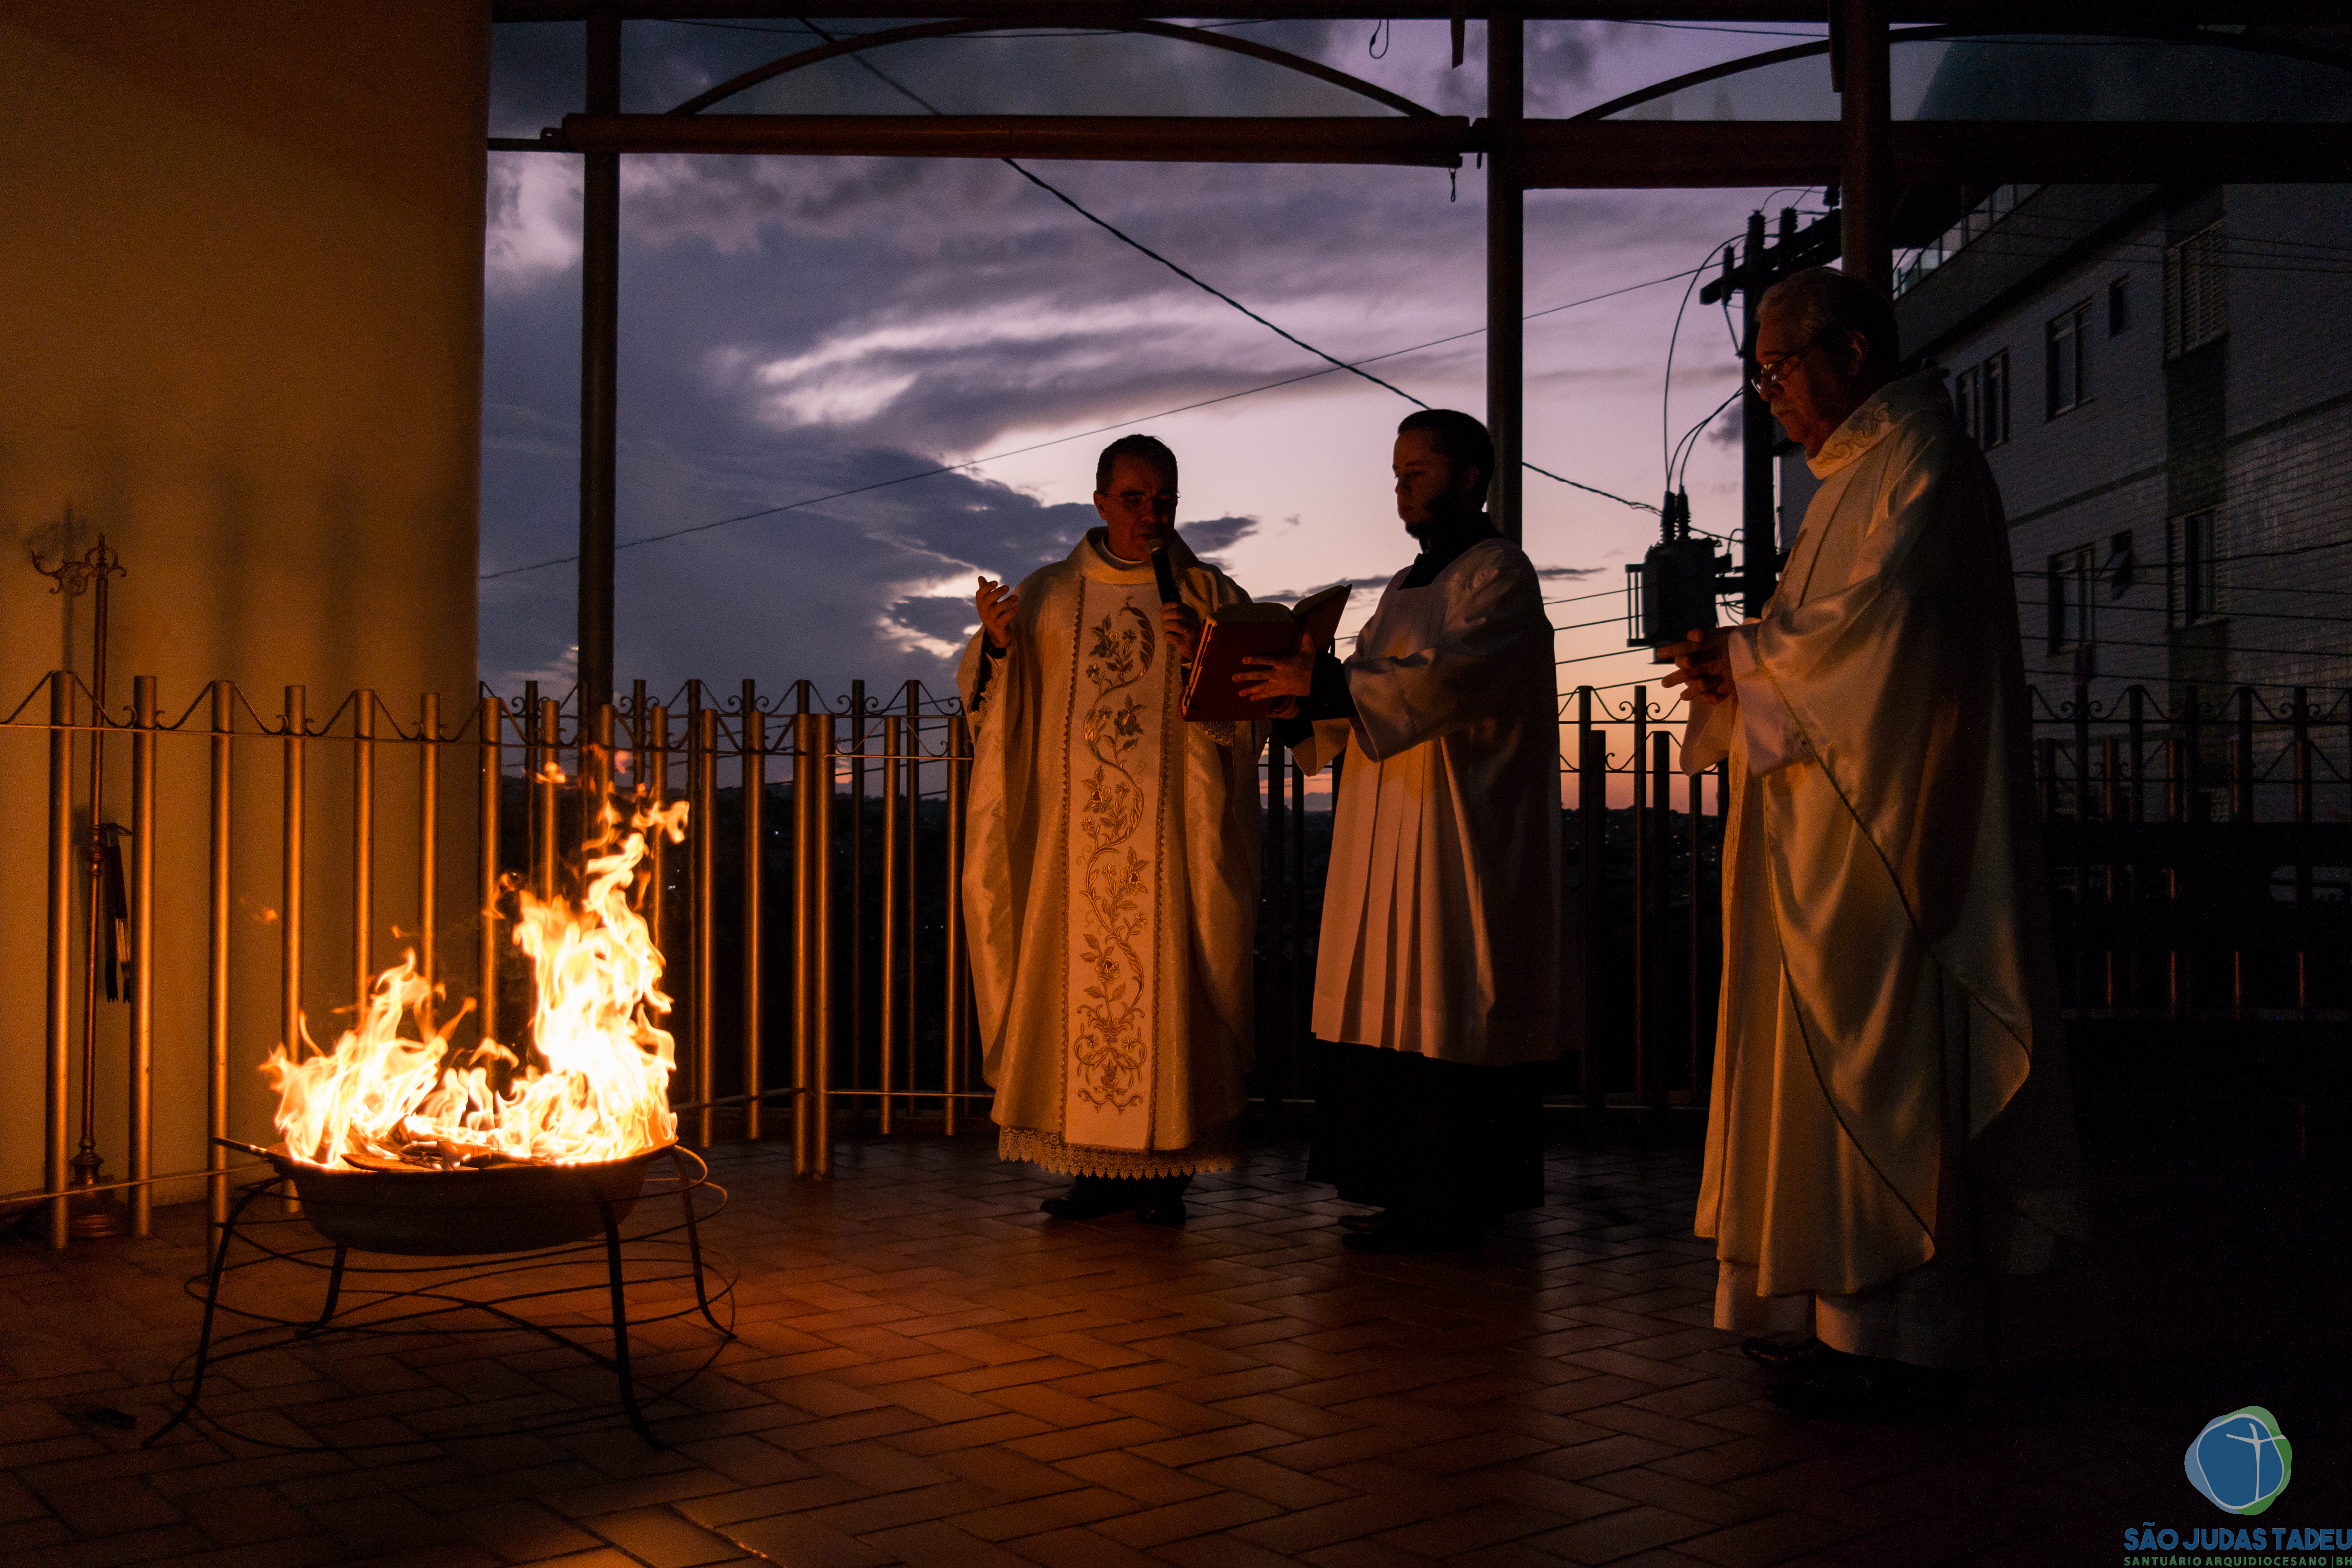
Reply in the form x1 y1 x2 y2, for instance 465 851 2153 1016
1149 547 1181 606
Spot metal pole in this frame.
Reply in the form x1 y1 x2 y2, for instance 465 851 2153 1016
535 696 561 898
1834 0 1892 292
129 677 156 1237
1741 213 1778 618
902 682 922 1118
353 693 375 1008
792 711 813 1173
944 714 970 1139
45 673 74 1248
1630 686 1648 1121
1486 10 1525 540
578 7 621 716
813 711 837 1176
478 694 503 1048
282 686 306 1066
880 712 902 1135
208 682 233 1231
848 679 867 1116
1650 730 1670 1115
419 694 439 999
645 703 669 962
1687 753 1704 1108
1263 723 1287 1110
743 697 766 1143
1578 725 1607 1135
691 704 717 1147
1287 745 1307 1102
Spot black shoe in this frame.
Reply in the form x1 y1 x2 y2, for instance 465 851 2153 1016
1040 1175 1137 1220
1134 1174 1190 1227
1338 1211 1385 1234
1742 1333 1828 1370
1766 1356 1969 1422
1342 1212 1479 1255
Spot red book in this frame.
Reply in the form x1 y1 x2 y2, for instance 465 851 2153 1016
1181 583 1350 722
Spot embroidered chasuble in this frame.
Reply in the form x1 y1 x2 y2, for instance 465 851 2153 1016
957 530 1263 1177
1681 370 2089 1365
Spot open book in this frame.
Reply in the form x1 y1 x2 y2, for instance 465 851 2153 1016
1181 583 1350 722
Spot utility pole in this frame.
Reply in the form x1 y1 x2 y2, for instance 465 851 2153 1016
1738 211 1776 618
579 8 621 718
1701 204 1840 618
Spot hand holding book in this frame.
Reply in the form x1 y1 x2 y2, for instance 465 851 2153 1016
1181 583 1349 722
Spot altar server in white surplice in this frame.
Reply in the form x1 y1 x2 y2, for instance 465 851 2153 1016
1668 268 2089 1420
958 434 1262 1229
1240 409 1561 1256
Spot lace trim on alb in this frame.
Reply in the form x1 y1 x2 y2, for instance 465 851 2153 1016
999 1125 1236 1178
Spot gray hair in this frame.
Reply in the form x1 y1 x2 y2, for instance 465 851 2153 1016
1757 266 1901 373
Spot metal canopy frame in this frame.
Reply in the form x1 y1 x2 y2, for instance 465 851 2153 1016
485 3 2350 714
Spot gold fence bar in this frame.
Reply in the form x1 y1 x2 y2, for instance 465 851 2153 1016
943 715 970 1137
353 692 375 1008
418 693 438 998
45 672 73 1249
691 703 717 1147
879 712 903 1135
742 700 765 1143
589 701 616 812
208 681 233 1230
903 686 921 1122
282 685 306 1065
813 711 836 1176
792 710 813 1174
477 694 501 1047
534 696 560 900
129 676 156 1237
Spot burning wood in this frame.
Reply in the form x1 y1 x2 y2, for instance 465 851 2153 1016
264 796 689 1171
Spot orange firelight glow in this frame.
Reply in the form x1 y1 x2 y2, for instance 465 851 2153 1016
264 797 689 1169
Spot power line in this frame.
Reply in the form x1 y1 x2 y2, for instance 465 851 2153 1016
479 277 1701 581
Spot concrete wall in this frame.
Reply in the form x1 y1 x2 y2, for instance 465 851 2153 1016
0 3 490 1208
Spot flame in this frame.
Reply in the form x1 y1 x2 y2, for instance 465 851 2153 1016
264 796 690 1169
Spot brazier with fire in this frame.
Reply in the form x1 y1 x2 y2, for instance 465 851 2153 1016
152 799 736 1450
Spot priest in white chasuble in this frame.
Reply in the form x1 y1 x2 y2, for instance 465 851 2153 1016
1670 268 2089 1419
957 434 1264 1228
1241 409 1562 1256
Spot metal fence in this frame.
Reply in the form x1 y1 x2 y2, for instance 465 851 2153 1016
11 669 2345 1250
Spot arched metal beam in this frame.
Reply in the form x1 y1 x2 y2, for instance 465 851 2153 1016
667 16 1440 121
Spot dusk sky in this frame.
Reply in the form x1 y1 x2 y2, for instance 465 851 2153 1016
475 17 1899 710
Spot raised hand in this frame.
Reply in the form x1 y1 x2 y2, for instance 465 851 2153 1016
1160 600 1204 664
976 575 1019 651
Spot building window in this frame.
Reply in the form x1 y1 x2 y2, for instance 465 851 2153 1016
2105 529 2136 596
2168 510 2223 626
2047 545 2097 653
2046 300 2091 417
2165 223 2227 357
1951 353 2011 449
2108 276 2129 336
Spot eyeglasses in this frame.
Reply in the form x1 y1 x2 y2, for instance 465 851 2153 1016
1104 490 1177 512
1746 330 1836 394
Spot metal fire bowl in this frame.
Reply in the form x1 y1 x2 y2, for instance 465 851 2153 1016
265 1143 673 1257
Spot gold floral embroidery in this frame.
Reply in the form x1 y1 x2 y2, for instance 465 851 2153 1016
1071 600 1155 1112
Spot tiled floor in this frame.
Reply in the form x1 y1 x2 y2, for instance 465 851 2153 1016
2 1125 2346 1568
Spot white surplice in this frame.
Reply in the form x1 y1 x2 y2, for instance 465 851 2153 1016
1298 536 1562 1066
957 529 1263 1176
1683 370 2089 1365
